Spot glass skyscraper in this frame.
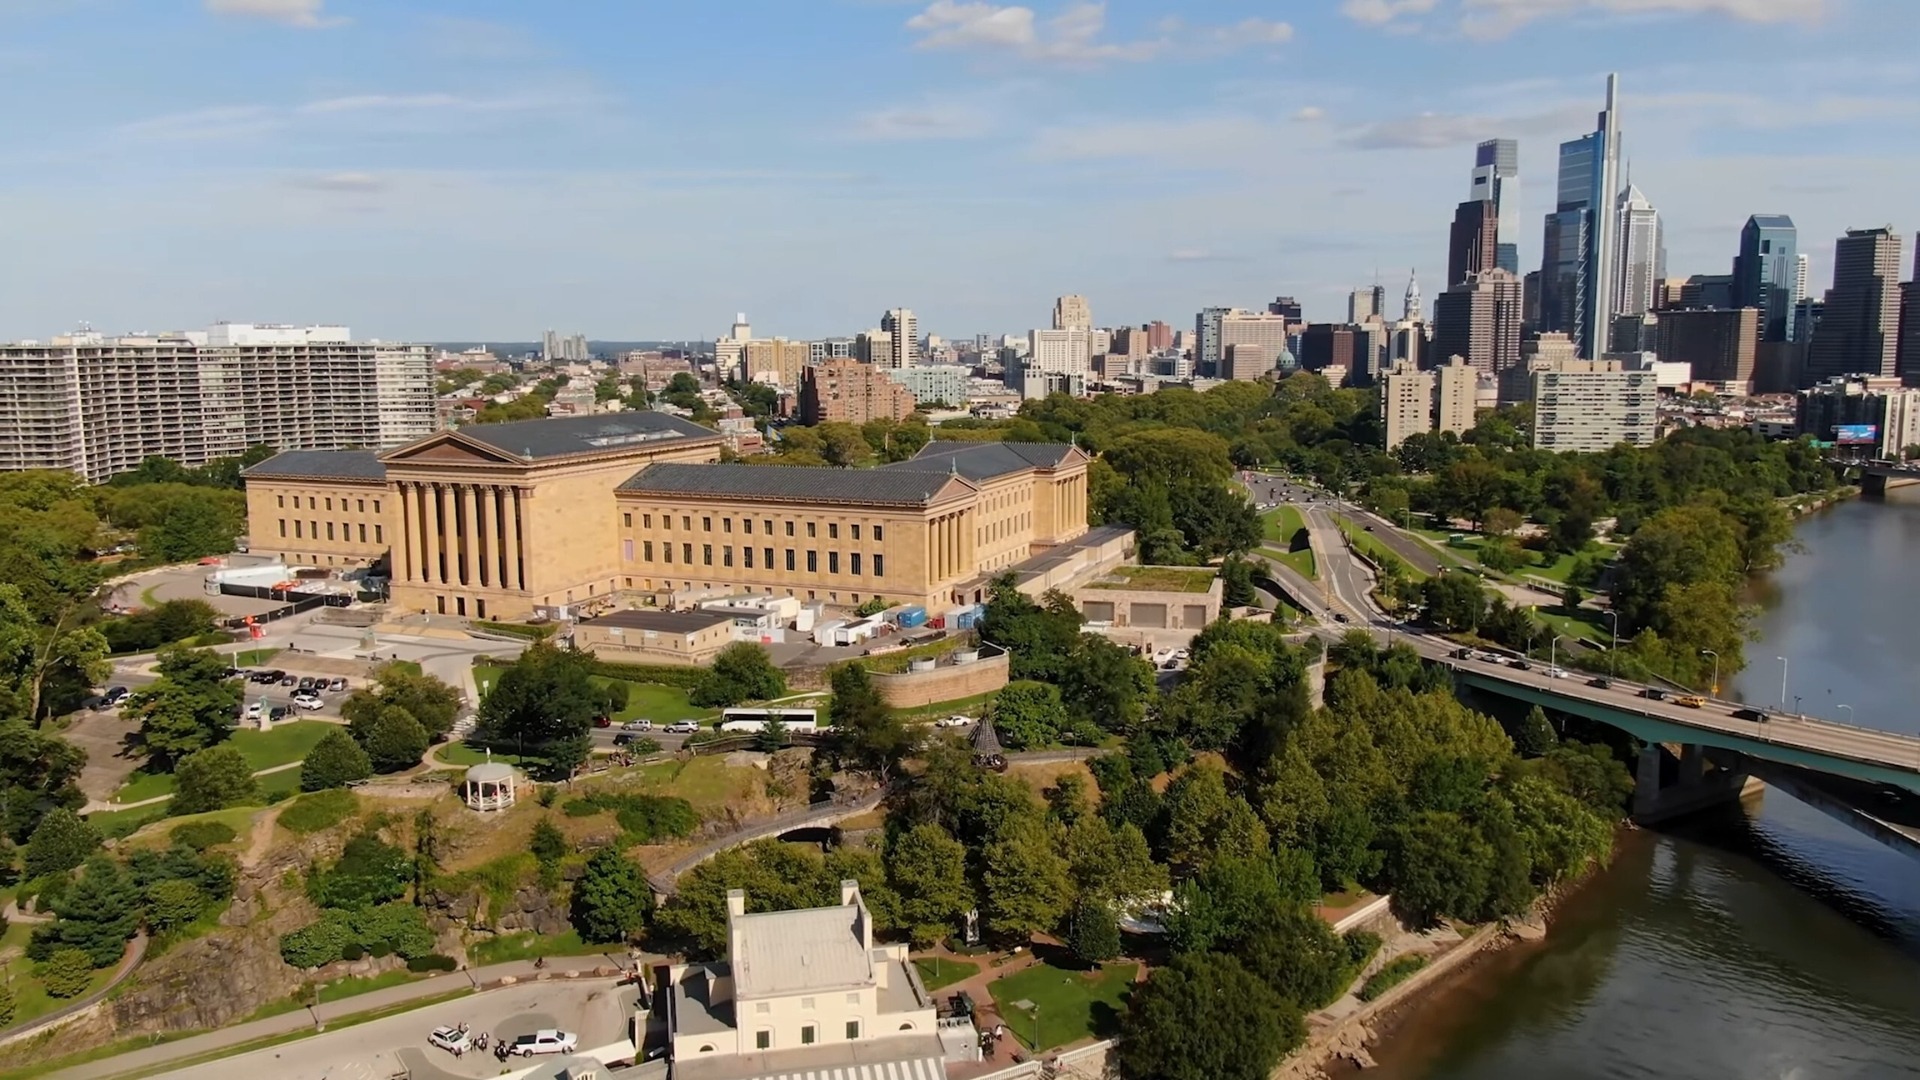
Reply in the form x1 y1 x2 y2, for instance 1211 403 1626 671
1470 139 1520 274
1538 76 1622 359
1734 214 1799 341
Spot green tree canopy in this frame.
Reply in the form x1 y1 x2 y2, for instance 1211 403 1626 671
887 823 973 947
355 705 429 773
689 643 787 708
172 746 258 814
300 729 373 792
339 662 463 739
130 646 241 770
24 808 100 880
475 643 597 760
1116 953 1302 1080
571 848 652 944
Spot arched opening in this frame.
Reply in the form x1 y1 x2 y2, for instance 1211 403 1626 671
698 1044 715 1053
899 1023 915 1031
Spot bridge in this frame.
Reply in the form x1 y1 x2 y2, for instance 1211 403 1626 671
1850 460 1920 496
646 790 888 901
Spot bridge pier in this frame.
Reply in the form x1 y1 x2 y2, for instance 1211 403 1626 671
1633 743 1764 825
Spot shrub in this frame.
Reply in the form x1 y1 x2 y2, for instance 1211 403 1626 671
279 790 358 835
584 660 706 690
0 981 14 1027
530 818 568 864
560 799 601 818
406 953 458 973
40 949 94 999
1358 954 1428 1002
1345 930 1383 970
144 878 208 935
172 747 259 815
279 915 353 968
341 942 366 961
24 810 101 881
300 730 373 792
537 785 559 808
623 737 662 756
306 831 411 909
566 792 698 843
480 622 557 641
169 821 238 851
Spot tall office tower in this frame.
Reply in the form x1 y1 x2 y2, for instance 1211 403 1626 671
1431 268 1523 377
1224 344 1271 382
1655 278 1688 310
1053 295 1092 332
1539 75 1623 358
1448 201 1499 288
1145 321 1174 351
1655 308 1759 391
1733 215 1800 342
1523 270 1542 330
1434 354 1477 436
880 308 918 368
1470 138 1521 273
1027 329 1094 377
714 313 752 379
1220 310 1291 375
1389 319 1428 370
1898 239 1920 386
1796 253 1811 304
1681 274 1735 310
1403 271 1422 321
1806 227 1904 383
1195 307 1230 377
1267 297 1304 321
1380 360 1437 450
1299 324 1360 373
1530 359 1656 453
1348 287 1385 324
0 324 433 483
1614 185 1663 318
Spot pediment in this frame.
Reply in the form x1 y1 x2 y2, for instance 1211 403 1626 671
380 432 523 467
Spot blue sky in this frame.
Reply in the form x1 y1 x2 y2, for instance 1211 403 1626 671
0 0 1914 342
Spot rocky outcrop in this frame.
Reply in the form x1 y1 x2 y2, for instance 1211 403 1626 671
110 893 316 1034
421 882 571 938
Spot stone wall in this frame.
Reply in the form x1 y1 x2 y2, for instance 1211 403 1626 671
870 651 1009 709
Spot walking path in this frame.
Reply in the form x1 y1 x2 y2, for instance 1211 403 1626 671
3 934 149 1050
82 760 307 815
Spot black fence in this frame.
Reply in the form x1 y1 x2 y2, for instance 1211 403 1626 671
217 584 350 629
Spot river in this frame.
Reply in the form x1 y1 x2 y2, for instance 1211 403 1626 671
1367 489 1920 1080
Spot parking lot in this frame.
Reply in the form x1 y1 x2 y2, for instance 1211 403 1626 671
147 980 639 1080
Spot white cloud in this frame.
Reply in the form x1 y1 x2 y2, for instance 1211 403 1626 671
288 171 386 192
903 2 1289 66
203 0 344 29
1342 0 1826 36
118 91 583 144
853 101 997 141
906 1 1039 51
1293 105 1326 122
1166 249 1247 263
1343 103 1591 149
117 105 280 142
1220 17 1296 43
1341 0 1439 27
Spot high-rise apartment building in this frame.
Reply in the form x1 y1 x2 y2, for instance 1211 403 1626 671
1027 328 1094 379
1220 311 1291 372
0 324 433 484
1531 359 1656 453
1448 200 1499 288
885 365 970 408
714 313 752 379
799 360 915 425
1655 307 1759 390
741 339 810 388
1053 295 1092 332
1431 268 1523 377
1380 360 1436 450
1733 214 1799 342
879 309 918 368
1614 185 1664 319
1899 241 1920 385
1435 354 1477 435
1805 227 1904 384
1224 344 1272 382
1796 253 1811 305
1539 75 1623 358
856 330 894 367
1470 139 1521 274
541 330 591 363
1145 321 1174 352
1797 375 1920 457
810 338 855 362
1299 324 1360 375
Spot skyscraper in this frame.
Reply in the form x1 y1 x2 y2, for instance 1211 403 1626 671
1053 295 1092 332
1805 227 1903 383
880 308 918 368
1614 185 1663 319
1900 239 1920 386
1733 215 1799 341
1448 200 1498 288
1195 307 1230 377
1470 139 1521 274
1539 75 1623 359
1349 288 1380 324
1432 268 1522 377
1267 297 1303 321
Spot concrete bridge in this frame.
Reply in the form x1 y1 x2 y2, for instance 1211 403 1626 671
1851 460 1920 496
646 790 888 900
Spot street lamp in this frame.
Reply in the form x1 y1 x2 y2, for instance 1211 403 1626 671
1605 610 1622 675
1838 703 1854 723
1700 649 1719 697
1776 656 1789 710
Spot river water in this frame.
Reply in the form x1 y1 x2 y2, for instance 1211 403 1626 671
1368 490 1920 1080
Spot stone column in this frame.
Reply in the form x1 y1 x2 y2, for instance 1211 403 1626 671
422 483 443 586
503 487 523 592
475 485 494 589
396 482 415 582
459 485 479 587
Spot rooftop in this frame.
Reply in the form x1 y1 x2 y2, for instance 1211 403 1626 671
886 440 1081 482
1086 565 1219 593
579 609 735 635
241 449 387 483
619 463 968 507
457 411 716 461
670 1034 946 1080
731 903 873 998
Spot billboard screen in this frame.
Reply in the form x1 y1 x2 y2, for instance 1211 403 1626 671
1835 424 1879 445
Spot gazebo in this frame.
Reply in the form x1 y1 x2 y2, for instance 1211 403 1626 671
464 757 517 811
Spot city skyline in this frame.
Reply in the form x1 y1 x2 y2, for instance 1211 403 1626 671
0 0 1915 341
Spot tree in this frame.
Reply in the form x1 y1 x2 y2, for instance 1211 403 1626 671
144 878 207 935
40 949 94 998
689 643 786 708
980 813 1071 939
1065 817 1167 911
1512 705 1557 758
300 730 372 792
1483 506 1524 538
1163 854 1294 955
1385 810 1495 929
1611 504 1742 633
475 643 599 760
339 662 463 739
571 847 651 944
138 488 240 562
1421 571 1487 633
23 809 98 882
1058 635 1155 735
130 646 241 770
530 817 568 865
991 681 1069 750
1241 907 1359 1010
1044 774 1088 827
1162 762 1268 872
51 856 142 965
1116 954 1301 1080
828 664 915 780
355 706 429 774
1067 900 1121 964
977 576 1083 683
172 746 258 814
887 823 972 946
308 830 413 909
1220 555 1257 607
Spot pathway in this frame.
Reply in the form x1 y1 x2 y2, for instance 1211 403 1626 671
83 761 307 815
2 934 149 1049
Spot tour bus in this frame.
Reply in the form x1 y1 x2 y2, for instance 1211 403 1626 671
718 707 820 733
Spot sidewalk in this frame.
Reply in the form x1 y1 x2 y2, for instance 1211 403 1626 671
48 951 650 1080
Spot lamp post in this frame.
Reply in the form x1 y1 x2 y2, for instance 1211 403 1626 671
1605 610 1622 676
1838 703 1854 723
1776 655 1789 710
1700 649 1719 697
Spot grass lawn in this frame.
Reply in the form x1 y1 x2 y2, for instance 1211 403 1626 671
468 929 607 966
988 960 1136 1052
121 806 262 850
1533 607 1615 648
85 805 170 839
1261 545 1317 581
914 957 980 992
1086 566 1216 593
896 689 1001 725
0 923 120 1028
1262 504 1308 545
230 721 337 773
110 769 176 804
258 769 303 799
233 647 281 667
437 742 543 769
475 666 709 724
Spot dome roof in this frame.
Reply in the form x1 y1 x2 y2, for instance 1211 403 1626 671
465 761 515 783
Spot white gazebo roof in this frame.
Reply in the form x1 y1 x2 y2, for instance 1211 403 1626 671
465 761 515 784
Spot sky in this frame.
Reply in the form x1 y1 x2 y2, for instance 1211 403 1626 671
1 0 1917 343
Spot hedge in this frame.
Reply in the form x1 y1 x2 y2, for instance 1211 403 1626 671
586 660 708 689
406 953 458 973
478 622 558 641
1358 954 1428 1002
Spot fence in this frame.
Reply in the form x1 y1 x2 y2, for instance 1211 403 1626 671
970 1039 1116 1080
217 587 349 629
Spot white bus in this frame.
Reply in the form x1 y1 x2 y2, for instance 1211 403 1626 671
718 707 820 733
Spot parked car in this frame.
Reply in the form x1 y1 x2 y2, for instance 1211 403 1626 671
223 666 242 679
1333 613 1350 623
663 721 701 735
102 685 131 706
428 1026 472 1054
242 702 264 721
935 715 973 728
278 674 299 687
508 1030 578 1057
269 705 293 722
290 692 324 711
326 677 348 692
621 720 652 732
593 715 613 728
297 677 317 692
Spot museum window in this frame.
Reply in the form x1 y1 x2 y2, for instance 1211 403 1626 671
623 513 631 527
851 524 860 540
723 518 732 534
743 547 754 569
644 541 654 561
801 1026 816 1046
874 525 884 542
703 544 713 566
683 543 693 564
764 547 773 569
850 553 862 575
756 1032 771 1050
828 552 839 574
278 520 286 537
786 549 796 572
703 517 712 532
829 523 839 540
723 546 733 568
807 550 817 572
807 522 817 538
846 1021 860 1040
873 554 884 578
785 521 795 537
374 525 383 543
276 495 285 508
